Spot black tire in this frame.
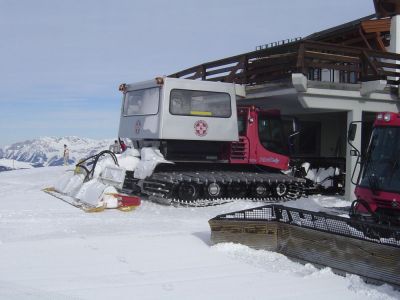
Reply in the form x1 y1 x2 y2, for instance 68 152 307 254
274 182 288 197
251 183 270 198
204 182 224 198
177 182 199 202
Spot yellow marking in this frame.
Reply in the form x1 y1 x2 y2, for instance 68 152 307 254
190 111 212 116
118 206 138 212
84 205 106 213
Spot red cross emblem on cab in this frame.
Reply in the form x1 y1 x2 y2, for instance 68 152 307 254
194 120 208 137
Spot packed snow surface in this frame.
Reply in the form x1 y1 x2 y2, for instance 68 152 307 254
0 158 33 170
0 167 399 300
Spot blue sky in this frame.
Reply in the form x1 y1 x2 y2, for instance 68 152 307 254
0 0 375 146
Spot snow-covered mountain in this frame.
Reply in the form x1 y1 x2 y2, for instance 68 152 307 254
0 136 114 169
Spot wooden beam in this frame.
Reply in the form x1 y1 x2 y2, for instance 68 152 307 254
205 66 236 77
296 43 306 74
361 19 391 33
250 54 297 68
381 70 400 77
226 57 246 82
375 32 387 51
341 33 377 47
376 61 400 69
246 64 294 77
362 50 379 76
304 50 360 63
303 41 361 55
359 27 373 50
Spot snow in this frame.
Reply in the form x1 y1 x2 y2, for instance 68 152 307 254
284 195 350 211
52 149 142 208
305 166 341 189
0 136 114 167
0 167 399 300
0 158 33 170
134 147 172 179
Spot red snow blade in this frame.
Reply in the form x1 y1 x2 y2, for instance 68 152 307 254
111 193 141 210
43 188 140 212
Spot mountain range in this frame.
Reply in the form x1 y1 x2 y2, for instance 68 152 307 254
0 136 114 170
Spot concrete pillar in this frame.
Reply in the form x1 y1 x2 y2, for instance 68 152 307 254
389 15 400 53
345 108 362 201
387 15 400 96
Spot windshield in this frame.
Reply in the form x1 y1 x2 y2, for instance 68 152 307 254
169 89 231 117
123 87 160 116
360 127 400 193
258 115 288 156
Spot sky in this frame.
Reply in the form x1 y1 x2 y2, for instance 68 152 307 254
0 0 375 146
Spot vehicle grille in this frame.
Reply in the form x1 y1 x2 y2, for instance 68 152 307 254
230 137 249 161
375 198 393 208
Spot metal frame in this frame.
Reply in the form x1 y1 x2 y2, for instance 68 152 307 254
209 204 400 287
211 204 400 247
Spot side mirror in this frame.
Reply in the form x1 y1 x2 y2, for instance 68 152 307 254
350 149 359 157
292 118 301 134
292 119 297 133
348 123 357 142
289 119 300 139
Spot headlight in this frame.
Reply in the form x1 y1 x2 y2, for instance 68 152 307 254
384 113 391 122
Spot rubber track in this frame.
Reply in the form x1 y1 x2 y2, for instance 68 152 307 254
141 171 306 207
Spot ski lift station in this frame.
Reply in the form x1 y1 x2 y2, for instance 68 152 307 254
166 0 400 201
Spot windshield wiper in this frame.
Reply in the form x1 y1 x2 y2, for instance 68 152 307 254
387 155 400 186
368 173 379 195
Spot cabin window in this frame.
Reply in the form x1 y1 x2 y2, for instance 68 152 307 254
258 116 288 155
360 127 400 193
169 89 231 118
123 87 160 116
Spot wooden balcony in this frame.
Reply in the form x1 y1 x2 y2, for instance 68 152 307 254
169 40 400 93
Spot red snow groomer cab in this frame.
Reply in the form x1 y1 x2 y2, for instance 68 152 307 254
349 112 400 226
231 106 290 171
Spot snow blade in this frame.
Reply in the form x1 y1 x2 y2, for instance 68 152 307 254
43 187 105 212
43 187 140 212
104 192 141 211
209 205 400 288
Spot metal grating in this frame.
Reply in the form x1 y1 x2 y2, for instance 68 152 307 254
213 204 400 248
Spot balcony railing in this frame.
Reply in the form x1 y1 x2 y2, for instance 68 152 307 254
169 40 400 91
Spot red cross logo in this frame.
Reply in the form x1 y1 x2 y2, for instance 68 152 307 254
135 120 141 134
194 120 208 137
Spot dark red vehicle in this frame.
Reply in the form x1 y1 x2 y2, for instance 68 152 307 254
229 106 290 171
349 112 400 226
